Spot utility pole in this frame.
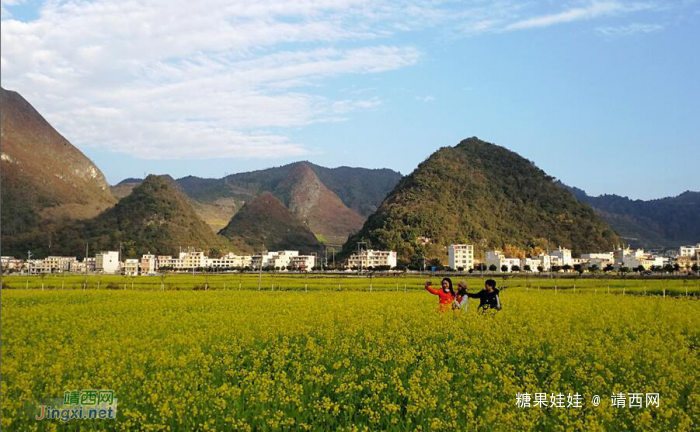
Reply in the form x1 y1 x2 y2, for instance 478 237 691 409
26 251 33 288
356 242 367 276
84 242 89 290
258 243 265 290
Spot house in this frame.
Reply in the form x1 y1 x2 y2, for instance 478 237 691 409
95 251 120 274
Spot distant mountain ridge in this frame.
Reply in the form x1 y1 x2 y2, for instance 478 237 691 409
176 161 402 217
562 184 700 249
115 161 401 246
343 137 620 263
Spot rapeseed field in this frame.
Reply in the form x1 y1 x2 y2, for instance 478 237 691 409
1 290 697 431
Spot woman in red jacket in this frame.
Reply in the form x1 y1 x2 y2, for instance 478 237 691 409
425 278 455 312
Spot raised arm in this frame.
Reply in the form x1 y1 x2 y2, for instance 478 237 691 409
466 290 483 298
424 281 439 295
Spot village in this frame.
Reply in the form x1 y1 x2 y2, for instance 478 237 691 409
2 243 698 276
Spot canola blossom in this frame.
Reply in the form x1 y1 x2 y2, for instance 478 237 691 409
1 290 698 431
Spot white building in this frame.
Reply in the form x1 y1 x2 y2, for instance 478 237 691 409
156 255 174 269
251 251 301 270
572 258 589 267
679 244 700 258
346 250 397 270
95 251 120 274
43 256 77 273
550 247 573 267
207 253 253 269
1 256 24 272
581 252 614 270
448 244 474 271
290 255 316 271
622 254 666 270
123 259 140 276
176 251 207 270
485 251 521 272
523 257 544 272
140 254 157 275
71 258 95 274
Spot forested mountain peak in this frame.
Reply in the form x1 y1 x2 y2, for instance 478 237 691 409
342 137 620 263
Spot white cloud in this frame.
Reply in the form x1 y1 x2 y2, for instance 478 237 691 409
0 1 675 161
0 0 421 160
595 22 664 36
504 1 656 31
416 95 435 102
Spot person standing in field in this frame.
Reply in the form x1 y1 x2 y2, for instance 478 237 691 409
466 279 502 312
452 281 469 311
425 278 455 312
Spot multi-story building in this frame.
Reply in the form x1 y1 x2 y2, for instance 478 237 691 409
346 250 397 270
70 258 94 274
95 251 120 274
679 244 700 259
140 254 157 275
523 257 543 272
290 255 316 271
123 259 140 276
581 252 614 270
572 258 589 267
207 253 253 269
177 251 207 270
271 251 299 269
251 251 297 270
448 244 474 271
44 256 77 273
485 251 521 272
550 247 573 267
622 254 666 270
156 255 174 269
0 256 25 272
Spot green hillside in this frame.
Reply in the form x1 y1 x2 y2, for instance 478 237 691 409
218 192 323 254
49 175 231 258
342 137 620 263
565 185 700 249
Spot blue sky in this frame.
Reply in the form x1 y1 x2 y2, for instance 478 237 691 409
1 1 698 199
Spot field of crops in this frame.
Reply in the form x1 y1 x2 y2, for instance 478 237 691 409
2 288 698 431
3 273 699 296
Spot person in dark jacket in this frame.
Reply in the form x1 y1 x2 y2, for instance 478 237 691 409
466 279 502 312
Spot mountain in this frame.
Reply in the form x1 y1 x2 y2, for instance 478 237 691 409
109 177 239 233
50 175 231 258
115 162 400 243
272 163 365 246
305 165 402 217
1 87 116 257
110 179 142 200
176 161 402 217
342 137 620 263
218 192 323 254
564 185 699 249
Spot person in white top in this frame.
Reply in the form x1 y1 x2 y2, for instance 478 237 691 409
452 280 469 311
